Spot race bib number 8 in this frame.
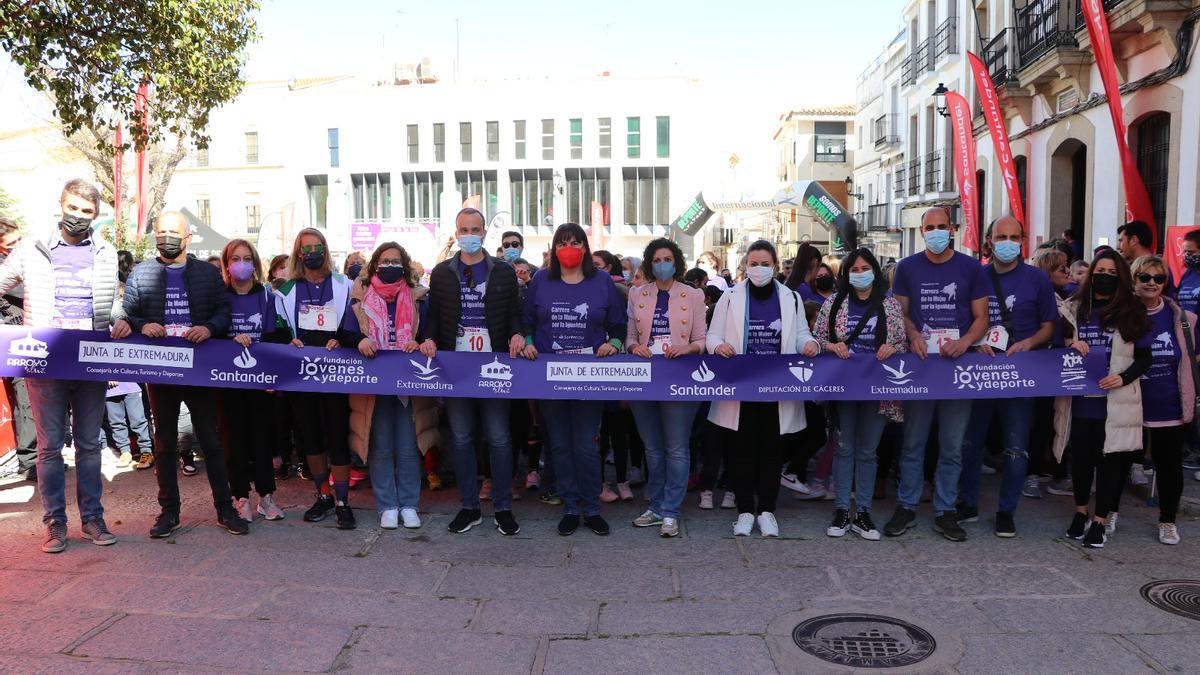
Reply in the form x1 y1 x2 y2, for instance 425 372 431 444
299 304 336 332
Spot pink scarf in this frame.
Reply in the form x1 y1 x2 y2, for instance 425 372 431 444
364 276 414 349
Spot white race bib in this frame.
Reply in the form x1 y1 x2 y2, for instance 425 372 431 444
926 328 960 354
648 335 672 356
299 303 336 332
164 323 190 338
560 346 595 355
974 325 1009 350
52 317 90 330
456 326 491 353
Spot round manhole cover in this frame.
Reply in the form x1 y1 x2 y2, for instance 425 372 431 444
1141 580 1200 621
791 613 936 669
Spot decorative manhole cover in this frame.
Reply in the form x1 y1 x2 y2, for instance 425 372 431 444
791 613 936 669
1141 580 1200 621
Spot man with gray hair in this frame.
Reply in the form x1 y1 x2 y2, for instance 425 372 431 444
0 179 126 553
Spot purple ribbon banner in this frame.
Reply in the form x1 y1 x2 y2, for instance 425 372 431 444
0 326 1106 402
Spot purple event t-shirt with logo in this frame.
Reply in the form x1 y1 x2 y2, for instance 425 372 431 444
893 250 989 336
984 262 1059 343
842 295 882 354
1141 303 1183 424
1178 269 1200 316
163 265 191 327
747 292 783 354
650 290 670 339
227 287 277 343
458 260 488 330
523 270 626 353
1073 307 1154 420
50 239 95 328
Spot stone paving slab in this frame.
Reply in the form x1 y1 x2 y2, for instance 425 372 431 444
0 569 78 603
43 572 279 618
191 547 449 595
0 602 116 656
676 565 836 603
597 600 798 637
73 614 353 672
545 635 777 674
254 587 477 631
473 598 597 637
337 628 539 673
0 653 155 674
831 563 1089 600
438 562 677 602
1120 633 1200 672
957 632 1158 674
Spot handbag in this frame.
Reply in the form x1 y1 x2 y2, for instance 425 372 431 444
1178 311 1200 434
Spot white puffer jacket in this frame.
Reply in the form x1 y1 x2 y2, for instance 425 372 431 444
0 226 121 330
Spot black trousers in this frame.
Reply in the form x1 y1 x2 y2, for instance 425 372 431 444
1028 396 1068 478
219 388 277 499
288 392 351 466
6 378 37 471
146 384 231 513
1106 425 1185 523
271 393 298 465
698 420 733 491
786 402 826 480
731 402 783 515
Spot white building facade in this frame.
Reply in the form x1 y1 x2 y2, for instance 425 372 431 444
772 107 856 262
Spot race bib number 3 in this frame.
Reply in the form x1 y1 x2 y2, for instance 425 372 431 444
974 325 1009 350
456 326 491 353
299 304 336 332
927 328 960 354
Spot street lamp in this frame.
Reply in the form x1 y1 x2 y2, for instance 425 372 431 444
933 82 949 117
844 176 864 201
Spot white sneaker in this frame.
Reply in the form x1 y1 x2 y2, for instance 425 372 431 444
632 509 663 528
1105 512 1119 535
617 482 634 501
257 494 285 521
1159 522 1181 545
698 490 714 510
234 497 252 523
600 484 619 503
780 470 805 492
380 508 399 530
1021 476 1043 499
733 512 755 536
980 464 997 475
1194 470 1200 482
757 512 780 538
1130 464 1149 486
479 478 492 500
720 491 736 509
400 508 421 529
660 517 680 538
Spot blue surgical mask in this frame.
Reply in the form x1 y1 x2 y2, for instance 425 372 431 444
457 235 483 255
622 271 632 283
503 247 521 263
924 229 951 255
993 240 1021 264
849 270 874 290
652 261 675 282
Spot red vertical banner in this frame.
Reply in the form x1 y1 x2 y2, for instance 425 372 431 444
1080 0 1158 251
967 51 1027 254
946 91 980 253
134 81 150 240
1164 225 1198 284
113 122 123 235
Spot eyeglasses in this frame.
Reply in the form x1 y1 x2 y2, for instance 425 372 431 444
1136 273 1167 285
300 244 325 254
501 241 522 250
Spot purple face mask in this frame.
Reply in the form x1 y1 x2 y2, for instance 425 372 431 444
228 260 255 282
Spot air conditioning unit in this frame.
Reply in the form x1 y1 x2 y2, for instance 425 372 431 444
1056 89 1079 113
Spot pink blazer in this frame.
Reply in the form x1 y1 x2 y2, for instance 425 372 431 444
625 281 707 352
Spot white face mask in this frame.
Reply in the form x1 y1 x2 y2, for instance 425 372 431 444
746 266 775 287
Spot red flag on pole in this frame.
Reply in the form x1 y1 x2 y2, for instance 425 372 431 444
113 122 123 237
946 91 980 253
134 81 150 240
1079 0 1158 251
967 52 1027 254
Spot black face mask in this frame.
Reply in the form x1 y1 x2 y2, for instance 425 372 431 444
303 251 326 270
156 235 184 260
60 213 94 237
346 263 363 280
376 266 405 284
814 276 835 292
1091 274 1120 296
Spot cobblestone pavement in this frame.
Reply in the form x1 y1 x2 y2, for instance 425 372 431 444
2 452 1199 673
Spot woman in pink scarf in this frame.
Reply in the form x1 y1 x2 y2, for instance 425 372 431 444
355 243 430 530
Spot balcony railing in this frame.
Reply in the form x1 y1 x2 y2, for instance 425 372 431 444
983 29 1018 88
934 16 959 62
1015 0 1079 69
873 114 900 149
908 157 921 194
915 37 934 73
1073 0 1125 29
901 55 916 86
924 151 942 193
894 163 907 198
867 203 890 231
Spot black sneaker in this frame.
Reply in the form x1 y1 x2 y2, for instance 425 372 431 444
955 503 979 523
495 510 520 536
180 457 198 476
557 514 580 536
884 507 917 537
274 463 291 481
217 508 250 535
994 511 1017 538
852 511 881 541
297 463 312 481
584 515 610 536
149 511 181 538
1081 521 1106 548
448 508 483 534
303 495 336 522
1066 512 1088 539
933 513 968 542
826 508 851 538
334 502 356 530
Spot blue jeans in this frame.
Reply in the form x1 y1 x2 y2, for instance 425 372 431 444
899 398 972 514
834 401 888 513
959 397 1035 514
102 392 151 454
540 399 604 516
630 401 699 519
445 397 513 511
368 396 422 512
25 379 107 525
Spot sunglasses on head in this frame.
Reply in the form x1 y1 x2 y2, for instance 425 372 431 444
1136 273 1167 285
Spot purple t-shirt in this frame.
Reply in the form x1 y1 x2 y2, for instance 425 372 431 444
796 282 821 305
49 238 95 328
984 262 1058 344
163 265 191 328
1177 269 1200 316
294 279 358 345
893 251 989 336
227 286 277 342
458 260 488 330
747 292 783 354
523 269 626 353
1073 307 1154 420
650 290 670 338
1142 303 1183 424
842 295 882 354
106 381 140 398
